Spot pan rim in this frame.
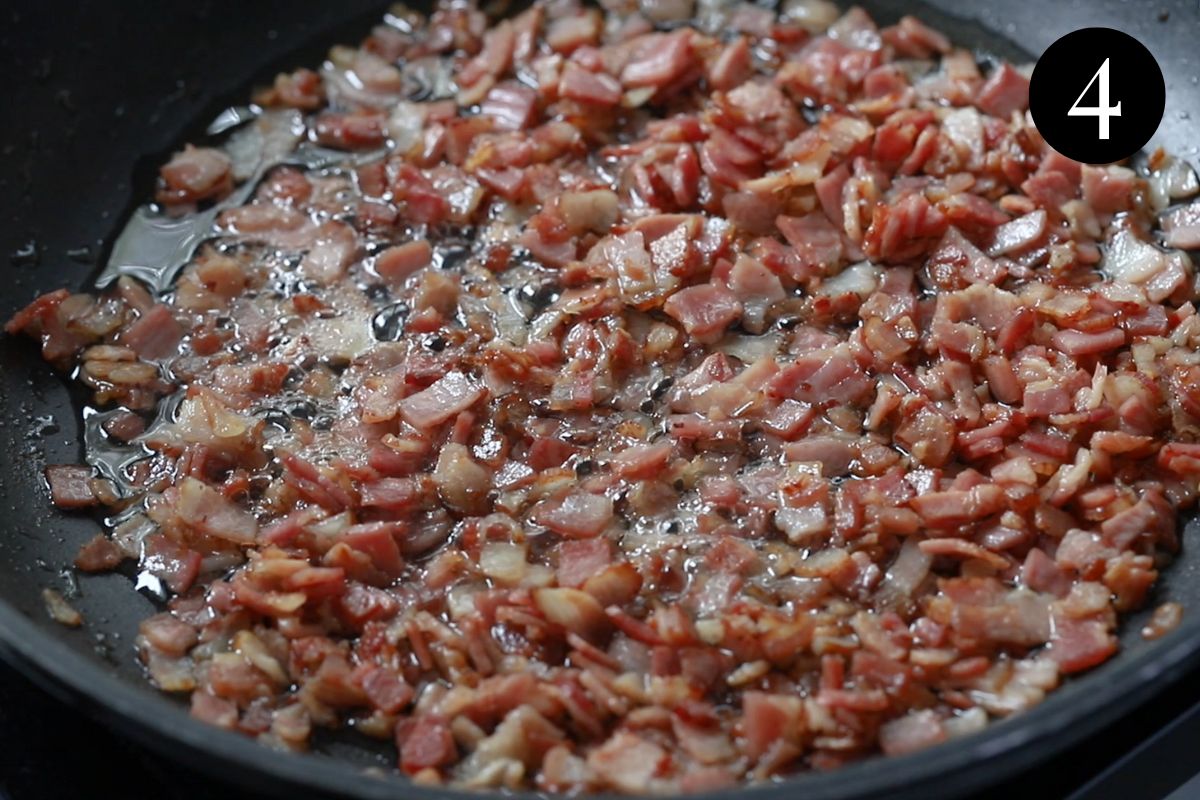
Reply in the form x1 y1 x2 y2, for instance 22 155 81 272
3 586 1200 800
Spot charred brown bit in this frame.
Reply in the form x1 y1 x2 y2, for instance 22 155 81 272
9 0 1200 792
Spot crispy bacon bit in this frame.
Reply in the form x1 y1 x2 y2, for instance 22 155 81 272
13 0 1200 791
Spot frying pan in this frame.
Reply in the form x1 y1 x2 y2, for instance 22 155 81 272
1 1 1198 798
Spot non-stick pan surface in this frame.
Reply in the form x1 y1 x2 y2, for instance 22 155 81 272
1 1 1198 798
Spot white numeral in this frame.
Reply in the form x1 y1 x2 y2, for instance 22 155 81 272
1067 58 1122 140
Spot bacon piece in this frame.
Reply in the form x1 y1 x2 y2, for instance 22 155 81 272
175 477 258 544
742 691 806 761
621 30 693 89
1049 614 1117 673
74 533 125 572
560 62 622 105
975 63 1029 118
612 440 673 479
864 192 948 262
142 534 203 594
1162 201 1200 249
881 16 950 59
910 485 1006 526
398 371 485 430
663 284 743 341
1052 327 1125 356
340 522 405 578
45 465 98 509
157 146 233 206
556 539 612 588
314 111 386 150
375 241 432 285
458 20 515 94
140 613 198 658
767 351 873 407
776 213 844 275
479 81 539 131
398 715 458 773
536 492 614 538
120 305 182 360
588 732 668 794
879 710 946 756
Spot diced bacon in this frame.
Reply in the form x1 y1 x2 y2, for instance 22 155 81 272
767 352 873 407
910 485 1006 526
709 36 752 92
142 535 203 594
1023 384 1072 417
536 492 614 538
742 691 805 761
479 81 539 131
918 538 1009 570
1162 202 1200 249
621 30 693 89
175 477 259 544
314 111 386 150
398 372 485 430
191 690 238 729
45 465 98 509
1051 327 1125 357
588 732 668 794
986 209 1046 256
784 437 856 475
663 284 743 341
879 710 946 756
926 227 1003 288
157 146 233 206
864 192 948 262
727 254 785 332
360 477 420 512
777 213 844 274
556 539 612 588
398 715 458 773
74 533 125 572
1021 171 1076 210
1082 165 1137 215
120 305 182 360
360 666 414 714
340 522 405 577
13 2 1200 787
612 440 673 479
459 20 516 92
975 63 1029 118
546 12 600 53
881 16 950 59
374 240 432 285
560 62 622 105
1048 614 1117 674
1022 548 1072 598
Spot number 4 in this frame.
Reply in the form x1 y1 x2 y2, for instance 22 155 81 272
1068 58 1122 140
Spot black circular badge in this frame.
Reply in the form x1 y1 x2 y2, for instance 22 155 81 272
1028 27 1165 165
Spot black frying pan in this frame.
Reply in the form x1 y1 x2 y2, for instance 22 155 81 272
1 1 1198 798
